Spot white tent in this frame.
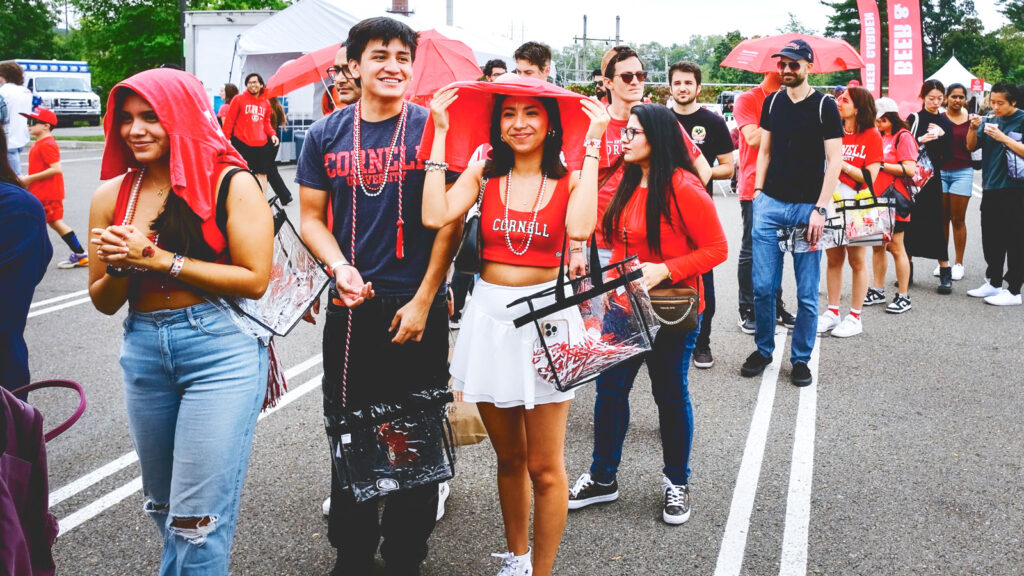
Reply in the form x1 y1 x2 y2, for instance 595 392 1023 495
927 56 991 92
234 0 516 122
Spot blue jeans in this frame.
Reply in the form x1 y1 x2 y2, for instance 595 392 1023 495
751 193 820 365
7 147 23 176
590 319 700 486
121 302 268 576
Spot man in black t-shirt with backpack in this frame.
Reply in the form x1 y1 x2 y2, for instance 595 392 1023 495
740 39 844 387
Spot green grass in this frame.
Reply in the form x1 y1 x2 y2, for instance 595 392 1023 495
55 135 105 142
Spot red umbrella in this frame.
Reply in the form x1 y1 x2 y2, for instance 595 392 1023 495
406 29 482 105
720 33 864 74
264 42 340 98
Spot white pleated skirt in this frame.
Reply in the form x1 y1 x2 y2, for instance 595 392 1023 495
451 278 581 409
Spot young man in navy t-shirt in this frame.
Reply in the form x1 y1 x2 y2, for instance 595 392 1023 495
296 17 460 576
740 39 844 387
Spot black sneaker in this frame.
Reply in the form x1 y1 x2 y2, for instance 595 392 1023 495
738 311 756 334
864 288 885 306
568 473 619 510
661 476 691 525
777 307 796 329
886 294 912 314
693 348 714 369
791 362 813 387
740 351 772 377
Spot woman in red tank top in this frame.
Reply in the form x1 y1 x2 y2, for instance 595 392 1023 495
422 81 608 576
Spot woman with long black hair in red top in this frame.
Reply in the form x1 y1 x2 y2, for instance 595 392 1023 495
567 103 727 526
422 77 608 576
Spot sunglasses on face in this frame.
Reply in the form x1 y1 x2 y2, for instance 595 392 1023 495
326 66 351 80
27 118 40 126
620 127 645 142
777 61 802 71
614 71 647 84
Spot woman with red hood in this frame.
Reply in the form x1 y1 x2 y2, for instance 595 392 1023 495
422 77 608 576
87 68 273 575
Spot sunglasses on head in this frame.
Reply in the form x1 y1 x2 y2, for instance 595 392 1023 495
777 61 802 71
614 71 647 84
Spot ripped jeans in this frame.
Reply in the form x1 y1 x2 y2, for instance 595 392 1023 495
121 302 268 576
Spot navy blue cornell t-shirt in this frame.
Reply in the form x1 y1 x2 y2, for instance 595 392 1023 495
759 90 843 205
295 103 443 296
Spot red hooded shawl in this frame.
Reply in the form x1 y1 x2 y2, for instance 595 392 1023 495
417 76 594 172
100 68 248 255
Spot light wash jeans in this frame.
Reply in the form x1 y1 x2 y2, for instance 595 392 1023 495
751 193 820 365
6 147 23 176
121 302 268 576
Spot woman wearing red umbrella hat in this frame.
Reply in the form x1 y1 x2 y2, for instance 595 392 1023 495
420 76 608 576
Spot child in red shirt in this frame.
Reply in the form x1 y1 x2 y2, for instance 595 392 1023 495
20 107 87 268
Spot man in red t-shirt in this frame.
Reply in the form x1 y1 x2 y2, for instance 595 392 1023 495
20 107 87 269
733 73 795 332
590 45 709 267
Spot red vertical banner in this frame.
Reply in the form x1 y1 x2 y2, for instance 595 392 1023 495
886 0 924 117
857 0 881 98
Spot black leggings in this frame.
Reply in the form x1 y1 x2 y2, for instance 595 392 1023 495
980 187 1024 294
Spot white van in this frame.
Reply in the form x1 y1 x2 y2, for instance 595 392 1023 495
17 59 102 126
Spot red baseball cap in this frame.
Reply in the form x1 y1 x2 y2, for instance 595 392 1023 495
20 106 58 127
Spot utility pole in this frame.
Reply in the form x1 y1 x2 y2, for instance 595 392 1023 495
446 0 453 26
180 0 187 67
574 14 621 83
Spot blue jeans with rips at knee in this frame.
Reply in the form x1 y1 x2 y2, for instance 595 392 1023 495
751 193 820 365
121 302 267 576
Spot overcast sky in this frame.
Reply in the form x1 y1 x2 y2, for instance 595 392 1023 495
370 0 1008 48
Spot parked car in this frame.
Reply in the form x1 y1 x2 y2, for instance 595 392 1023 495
16 60 102 126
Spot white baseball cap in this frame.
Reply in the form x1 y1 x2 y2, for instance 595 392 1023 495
875 97 900 118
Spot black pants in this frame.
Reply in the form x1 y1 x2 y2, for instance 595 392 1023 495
980 187 1024 294
449 272 475 320
696 269 715 351
264 151 293 203
738 199 787 314
323 290 449 574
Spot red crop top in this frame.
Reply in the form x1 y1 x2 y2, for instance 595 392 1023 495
480 174 571 267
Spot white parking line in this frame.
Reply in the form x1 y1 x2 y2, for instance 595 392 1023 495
779 340 820 576
59 156 104 164
31 289 91 309
49 355 323 508
57 370 324 536
713 329 787 576
27 297 92 319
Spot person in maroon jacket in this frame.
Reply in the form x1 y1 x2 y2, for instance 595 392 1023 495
223 73 279 190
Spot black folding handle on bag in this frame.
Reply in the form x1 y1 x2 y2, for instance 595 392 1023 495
507 233 644 328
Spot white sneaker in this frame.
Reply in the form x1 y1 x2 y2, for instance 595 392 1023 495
951 263 965 281
932 264 941 277
967 282 1002 298
831 315 863 338
436 481 450 521
984 289 1022 306
492 548 532 576
322 496 331 517
816 310 840 333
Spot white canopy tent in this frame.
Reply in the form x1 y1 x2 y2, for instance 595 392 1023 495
927 56 991 93
234 0 517 122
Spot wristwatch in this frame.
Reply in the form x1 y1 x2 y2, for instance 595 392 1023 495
814 206 827 216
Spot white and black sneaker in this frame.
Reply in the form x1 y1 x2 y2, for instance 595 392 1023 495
661 476 690 525
864 288 886 306
885 294 912 314
567 473 619 510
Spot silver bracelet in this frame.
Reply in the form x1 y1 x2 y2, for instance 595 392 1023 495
168 253 185 278
424 160 449 172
